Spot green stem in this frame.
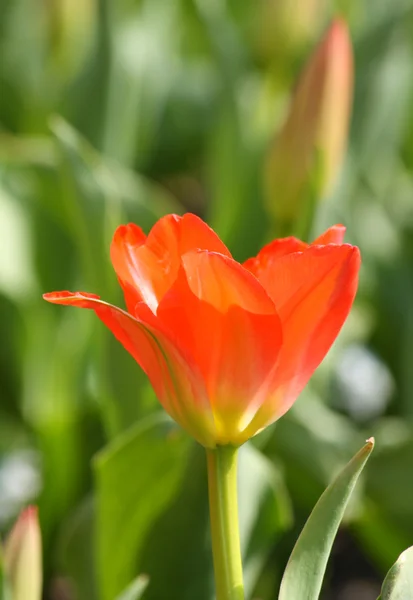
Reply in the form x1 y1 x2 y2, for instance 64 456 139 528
206 445 244 600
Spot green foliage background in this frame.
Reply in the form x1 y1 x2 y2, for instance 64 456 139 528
1 0 413 598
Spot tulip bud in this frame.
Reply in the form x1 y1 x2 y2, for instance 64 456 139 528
264 19 353 234
253 0 326 64
3 506 42 600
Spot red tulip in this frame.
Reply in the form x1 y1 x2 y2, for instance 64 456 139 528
44 215 359 447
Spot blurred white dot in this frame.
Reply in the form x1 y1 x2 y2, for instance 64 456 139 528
335 344 394 421
0 450 42 525
0 185 35 299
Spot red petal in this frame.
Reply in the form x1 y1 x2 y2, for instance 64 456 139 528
243 237 308 277
244 225 346 279
181 250 275 314
244 244 360 434
43 290 101 306
157 252 282 444
43 291 216 446
110 214 231 314
312 224 346 245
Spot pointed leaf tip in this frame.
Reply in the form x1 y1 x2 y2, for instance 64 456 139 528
115 574 149 600
279 439 374 600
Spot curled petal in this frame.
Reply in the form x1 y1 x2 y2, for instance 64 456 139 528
43 290 101 306
255 243 358 316
312 224 346 245
243 224 347 295
111 214 231 314
181 250 275 314
43 291 216 447
243 237 307 275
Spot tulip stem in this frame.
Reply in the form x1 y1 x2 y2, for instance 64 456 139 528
206 445 244 600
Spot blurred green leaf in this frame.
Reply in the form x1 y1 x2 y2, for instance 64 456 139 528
0 294 22 416
106 334 159 433
94 414 191 600
355 498 412 575
115 575 149 600
347 14 413 197
0 551 4 600
238 444 292 597
50 116 180 290
21 305 103 558
278 438 374 600
138 443 214 600
195 0 268 261
266 393 360 512
379 546 413 600
0 176 36 299
1 575 12 600
359 421 413 566
206 97 267 262
101 2 179 169
366 420 413 522
139 441 291 600
58 497 98 600
0 0 50 133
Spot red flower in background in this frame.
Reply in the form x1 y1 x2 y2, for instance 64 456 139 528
44 214 360 447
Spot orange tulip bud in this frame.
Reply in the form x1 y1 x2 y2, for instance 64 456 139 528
265 19 353 227
44 215 359 447
3 507 42 600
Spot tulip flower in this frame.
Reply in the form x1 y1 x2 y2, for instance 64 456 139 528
264 19 353 229
3 506 42 600
44 213 360 449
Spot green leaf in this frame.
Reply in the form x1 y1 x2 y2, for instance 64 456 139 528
266 393 360 516
50 117 180 293
278 438 375 600
115 575 149 600
365 422 413 534
0 550 5 600
138 443 214 600
379 546 413 600
1 579 13 600
101 2 179 169
238 444 292 597
135 441 291 600
57 497 98 600
94 413 190 600
206 97 267 263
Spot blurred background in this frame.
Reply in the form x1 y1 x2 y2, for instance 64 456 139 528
1 0 413 599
